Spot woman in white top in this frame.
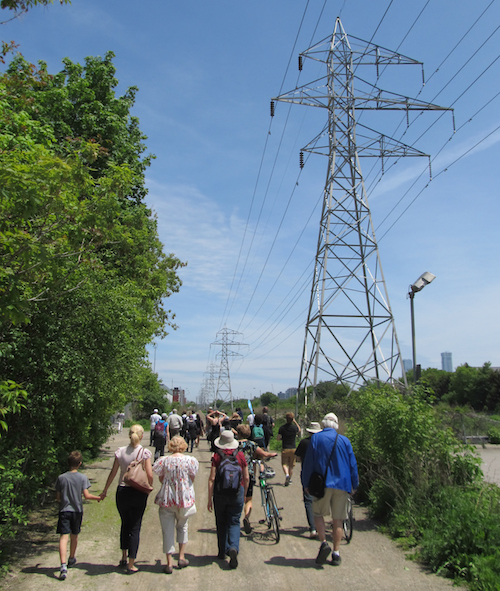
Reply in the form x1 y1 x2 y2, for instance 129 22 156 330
153 435 199 574
101 424 153 573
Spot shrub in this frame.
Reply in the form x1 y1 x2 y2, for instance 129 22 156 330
486 426 500 444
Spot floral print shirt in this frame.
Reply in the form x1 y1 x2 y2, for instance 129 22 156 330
153 454 198 508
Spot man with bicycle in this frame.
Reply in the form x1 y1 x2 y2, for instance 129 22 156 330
301 413 358 567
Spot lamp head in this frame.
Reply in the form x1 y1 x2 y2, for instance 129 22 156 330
410 271 436 294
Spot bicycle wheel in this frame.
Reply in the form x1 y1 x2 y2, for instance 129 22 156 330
343 497 353 543
269 489 280 543
264 489 273 529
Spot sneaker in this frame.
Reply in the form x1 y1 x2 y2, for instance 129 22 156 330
309 529 318 539
59 566 68 580
285 475 290 487
243 518 252 534
315 541 332 565
67 557 77 567
331 553 342 566
228 548 238 569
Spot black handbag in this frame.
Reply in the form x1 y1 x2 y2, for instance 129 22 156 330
308 432 339 499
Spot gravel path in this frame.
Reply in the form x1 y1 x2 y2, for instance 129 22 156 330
3 430 457 591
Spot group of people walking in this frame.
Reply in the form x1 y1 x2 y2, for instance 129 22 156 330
55 408 358 579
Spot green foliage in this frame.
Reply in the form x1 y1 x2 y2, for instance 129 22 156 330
260 391 278 407
418 485 500 589
486 426 500 444
347 384 482 521
0 52 184 546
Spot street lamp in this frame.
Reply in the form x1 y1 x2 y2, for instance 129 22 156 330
408 272 436 382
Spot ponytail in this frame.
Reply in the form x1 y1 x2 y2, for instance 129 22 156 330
129 424 144 447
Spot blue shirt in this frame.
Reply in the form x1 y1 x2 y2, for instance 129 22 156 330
300 428 358 493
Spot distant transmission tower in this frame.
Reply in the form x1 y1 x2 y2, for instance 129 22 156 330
200 363 217 408
212 327 246 410
272 18 451 401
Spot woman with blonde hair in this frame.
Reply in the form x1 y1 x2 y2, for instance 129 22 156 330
153 435 199 574
101 424 153 573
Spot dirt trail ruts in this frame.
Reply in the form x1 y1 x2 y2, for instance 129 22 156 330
3 430 455 591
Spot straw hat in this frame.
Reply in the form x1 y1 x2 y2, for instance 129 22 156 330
306 421 322 434
214 430 239 450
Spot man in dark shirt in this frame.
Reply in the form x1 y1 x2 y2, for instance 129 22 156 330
277 411 300 486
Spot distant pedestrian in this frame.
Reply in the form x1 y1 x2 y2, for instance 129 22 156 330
301 413 358 567
168 409 183 438
277 411 300 486
149 409 161 446
262 406 275 449
154 413 169 461
295 422 322 538
55 451 101 580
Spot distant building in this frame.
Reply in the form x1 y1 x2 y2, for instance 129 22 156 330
277 388 297 400
160 384 172 404
441 352 453 373
403 359 413 373
172 387 186 407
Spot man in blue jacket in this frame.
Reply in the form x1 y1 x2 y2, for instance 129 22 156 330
301 412 358 567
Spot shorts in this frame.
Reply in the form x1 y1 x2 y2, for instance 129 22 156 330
57 511 83 535
312 488 348 521
281 449 296 469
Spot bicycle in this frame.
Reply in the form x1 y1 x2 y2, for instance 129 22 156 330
342 493 354 543
254 460 282 543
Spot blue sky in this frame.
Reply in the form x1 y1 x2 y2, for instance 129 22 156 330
5 0 500 404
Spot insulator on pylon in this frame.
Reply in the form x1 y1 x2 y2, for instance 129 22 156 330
299 151 304 169
298 55 303 71
270 100 275 117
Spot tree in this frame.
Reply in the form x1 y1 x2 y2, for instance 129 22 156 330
260 392 278 407
1 0 69 24
0 52 184 540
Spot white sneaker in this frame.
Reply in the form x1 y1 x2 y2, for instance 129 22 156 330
310 530 318 539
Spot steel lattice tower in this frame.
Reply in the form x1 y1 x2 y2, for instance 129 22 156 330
212 328 246 409
272 18 451 400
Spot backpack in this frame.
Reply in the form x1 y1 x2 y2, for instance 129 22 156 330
216 449 242 495
252 424 265 440
155 420 165 437
262 414 274 436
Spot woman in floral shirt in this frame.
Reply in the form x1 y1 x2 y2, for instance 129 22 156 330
153 436 198 574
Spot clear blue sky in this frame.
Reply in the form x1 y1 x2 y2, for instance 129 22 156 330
5 0 500 404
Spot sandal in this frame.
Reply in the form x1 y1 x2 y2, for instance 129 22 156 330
164 565 173 574
178 558 189 568
118 560 127 569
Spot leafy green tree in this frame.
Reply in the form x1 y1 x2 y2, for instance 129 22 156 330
260 392 278 407
0 52 184 542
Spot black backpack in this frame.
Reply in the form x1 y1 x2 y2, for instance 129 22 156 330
216 449 242 495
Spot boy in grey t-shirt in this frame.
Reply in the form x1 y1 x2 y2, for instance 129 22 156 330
55 451 101 580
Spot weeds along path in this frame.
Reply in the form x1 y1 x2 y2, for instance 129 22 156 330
3 430 455 591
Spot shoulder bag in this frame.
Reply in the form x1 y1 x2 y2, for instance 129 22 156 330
308 432 339 499
123 446 153 495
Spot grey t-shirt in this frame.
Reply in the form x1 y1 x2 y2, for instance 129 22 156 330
56 471 91 513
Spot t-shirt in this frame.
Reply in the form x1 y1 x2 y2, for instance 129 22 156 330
56 471 91 513
168 413 183 432
115 444 152 487
150 412 161 429
211 449 248 490
278 422 299 449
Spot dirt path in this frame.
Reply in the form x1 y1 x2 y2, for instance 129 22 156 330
3 430 454 591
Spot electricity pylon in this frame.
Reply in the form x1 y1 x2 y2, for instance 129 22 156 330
212 327 247 410
272 18 452 401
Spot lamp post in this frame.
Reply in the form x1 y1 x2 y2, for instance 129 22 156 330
408 272 436 382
